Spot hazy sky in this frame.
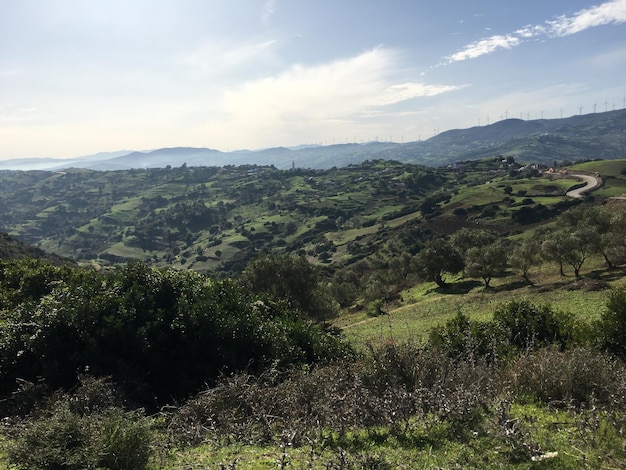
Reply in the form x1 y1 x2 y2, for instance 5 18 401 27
2 0 626 159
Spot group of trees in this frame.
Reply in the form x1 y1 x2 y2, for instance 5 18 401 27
237 204 626 320
413 204 626 289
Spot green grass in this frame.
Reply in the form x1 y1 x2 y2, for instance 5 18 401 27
569 159 626 177
158 403 626 468
337 257 625 351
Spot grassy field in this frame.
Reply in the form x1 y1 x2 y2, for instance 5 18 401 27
336 255 625 350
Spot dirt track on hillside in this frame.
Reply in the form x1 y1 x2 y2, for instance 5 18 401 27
566 173 601 198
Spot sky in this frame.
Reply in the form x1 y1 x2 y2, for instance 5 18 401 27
1 0 626 160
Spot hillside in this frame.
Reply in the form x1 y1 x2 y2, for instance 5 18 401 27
2 157 624 277
0 231 71 264
1 109 625 171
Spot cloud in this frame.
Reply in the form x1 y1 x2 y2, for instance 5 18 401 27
262 0 278 27
547 0 626 36
446 0 626 63
182 38 277 74
202 48 462 146
220 48 461 120
446 35 521 63
373 82 467 106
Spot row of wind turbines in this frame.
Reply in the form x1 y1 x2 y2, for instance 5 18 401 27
475 97 626 127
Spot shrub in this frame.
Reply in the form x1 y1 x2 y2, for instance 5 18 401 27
169 343 498 446
429 312 508 362
503 347 626 408
6 378 154 470
0 260 352 408
597 289 626 358
492 300 576 351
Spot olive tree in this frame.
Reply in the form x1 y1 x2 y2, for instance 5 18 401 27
508 238 541 286
414 238 464 288
464 240 508 287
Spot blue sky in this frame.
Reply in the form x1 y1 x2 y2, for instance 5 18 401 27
1 0 626 159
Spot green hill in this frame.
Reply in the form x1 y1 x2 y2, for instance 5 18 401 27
0 157 606 275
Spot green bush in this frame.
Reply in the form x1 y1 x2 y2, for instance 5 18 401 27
6 379 153 470
597 289 626 358
429 312 506 361
492 300 577 351
0 260 352 408
430 301 581 363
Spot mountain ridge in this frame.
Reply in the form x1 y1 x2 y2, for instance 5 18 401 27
1 109 624 171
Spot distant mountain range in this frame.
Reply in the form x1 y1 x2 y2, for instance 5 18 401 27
2 109 625 171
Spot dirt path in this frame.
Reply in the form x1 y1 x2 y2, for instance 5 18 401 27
566 173 601 198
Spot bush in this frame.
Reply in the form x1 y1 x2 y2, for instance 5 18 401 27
6 378 153 470
429 312 506 362
0 260 352 408
169 342 498 446
492 300 577 351
597 289 626 358
503 347 626 407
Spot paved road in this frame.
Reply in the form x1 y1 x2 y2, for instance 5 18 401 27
565 173 601 199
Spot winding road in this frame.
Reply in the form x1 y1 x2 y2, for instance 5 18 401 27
565 173 601 199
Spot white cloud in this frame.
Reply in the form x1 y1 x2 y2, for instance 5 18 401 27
446 0 626 63
182 38 277 74
373 82 467 106
199 47 461 147
223 48 460 117
446 35 521 63
547 0 626 36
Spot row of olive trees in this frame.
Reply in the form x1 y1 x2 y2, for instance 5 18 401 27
414 204 626 288
240 205 626 312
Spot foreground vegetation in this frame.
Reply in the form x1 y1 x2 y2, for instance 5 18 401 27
3 251 626 468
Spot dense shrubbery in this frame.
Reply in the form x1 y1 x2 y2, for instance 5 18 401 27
168 343 497 447
5 377 153 470
5 254 626 467
0 259 352 408
429 300 582 361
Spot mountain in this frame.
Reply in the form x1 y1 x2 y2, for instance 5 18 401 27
1 110 625 171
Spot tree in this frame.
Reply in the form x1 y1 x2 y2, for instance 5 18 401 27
464 240 508 287
508 238 541 286
414 238 464 288
556 204 626 270
450 229 503 287
540 228 567 277
542 225 596 279
240 253 338 320
586 206 626 268
451 228 497 256
419 196 438 216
